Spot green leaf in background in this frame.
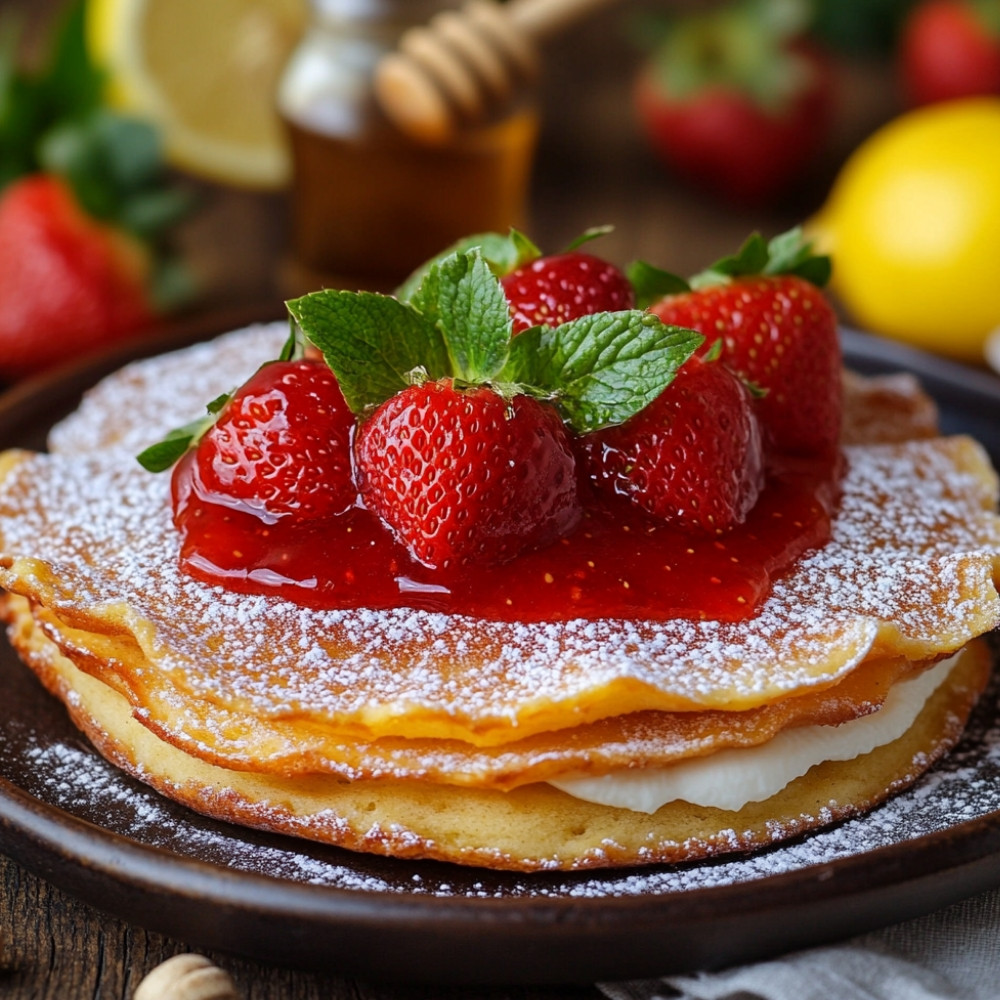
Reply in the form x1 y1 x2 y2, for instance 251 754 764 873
39 0 104 122
287 290 449 414
503 312 704 433
809 0 916 55
409 250 512 383
0 0 103 190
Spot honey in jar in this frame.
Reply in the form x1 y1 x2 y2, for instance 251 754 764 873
278 0 540 292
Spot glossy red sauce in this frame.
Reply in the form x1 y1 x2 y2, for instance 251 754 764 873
171 454 839 624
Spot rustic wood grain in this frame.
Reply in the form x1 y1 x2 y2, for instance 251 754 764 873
0 855 604 999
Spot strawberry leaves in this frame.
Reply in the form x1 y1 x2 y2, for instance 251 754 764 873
691 227 832 289
288 248 703 434
628 226 831 306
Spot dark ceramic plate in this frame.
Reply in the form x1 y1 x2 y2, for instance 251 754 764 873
2 321 1000 985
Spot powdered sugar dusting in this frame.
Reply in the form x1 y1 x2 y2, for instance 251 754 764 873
1 436 997 740
47 323 289 456
1 326 1000 742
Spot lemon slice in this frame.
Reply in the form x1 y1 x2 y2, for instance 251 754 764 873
87 0 307 189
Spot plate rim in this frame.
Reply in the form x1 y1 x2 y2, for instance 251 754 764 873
2 320 1000 983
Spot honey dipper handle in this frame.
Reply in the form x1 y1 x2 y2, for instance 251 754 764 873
374 0 620 142
505 0 619 40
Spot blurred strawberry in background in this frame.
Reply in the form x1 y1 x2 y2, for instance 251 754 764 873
632 0 835 206
899 0 1000 105
0 174 156 380
0 0 190 382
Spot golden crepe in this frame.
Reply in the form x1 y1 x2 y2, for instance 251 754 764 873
1 323 998 871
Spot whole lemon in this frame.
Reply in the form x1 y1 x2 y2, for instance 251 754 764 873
808 97 1000 361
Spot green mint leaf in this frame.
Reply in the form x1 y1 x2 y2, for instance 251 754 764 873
136 402 224 473
409 249 511 383
287 290 448 414
626 259 691 308
395 229 539 301
503 311 703 433
137 435 195 473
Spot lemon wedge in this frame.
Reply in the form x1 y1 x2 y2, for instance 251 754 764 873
87 0 307 189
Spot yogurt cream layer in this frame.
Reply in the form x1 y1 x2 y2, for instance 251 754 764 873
550 653 958 813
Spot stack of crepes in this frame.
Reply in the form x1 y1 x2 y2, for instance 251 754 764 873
1 324 998 872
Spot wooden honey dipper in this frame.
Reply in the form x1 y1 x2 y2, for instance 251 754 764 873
374 0 618 143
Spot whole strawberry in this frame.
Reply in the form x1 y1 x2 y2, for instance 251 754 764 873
633 2 833 205
0 175 155 381
157 359 357 523
356 380 580 570
0 6 190 382
900 0 1000 106
638 229 841 457
577 353 764 532
501 251 635 334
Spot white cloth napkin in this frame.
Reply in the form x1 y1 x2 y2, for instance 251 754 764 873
599 886 1000 1000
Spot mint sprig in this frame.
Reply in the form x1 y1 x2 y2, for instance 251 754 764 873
286 289 450 414
288 248 703 433
142 245 704 474
505 311 702 432
409 249 512 382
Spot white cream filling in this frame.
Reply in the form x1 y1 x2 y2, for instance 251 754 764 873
548 653 959 814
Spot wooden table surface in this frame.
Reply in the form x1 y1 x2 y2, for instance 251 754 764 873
0 2 905 995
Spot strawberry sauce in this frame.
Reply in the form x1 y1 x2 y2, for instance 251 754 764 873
172 455 838 624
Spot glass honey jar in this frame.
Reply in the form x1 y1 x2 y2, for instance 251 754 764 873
277 0 540 292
